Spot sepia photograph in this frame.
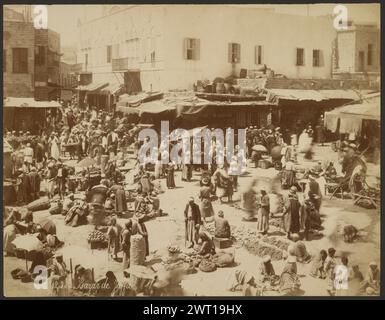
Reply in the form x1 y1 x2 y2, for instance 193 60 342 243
2 3 381 298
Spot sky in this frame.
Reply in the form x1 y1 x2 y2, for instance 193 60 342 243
7 4 381 47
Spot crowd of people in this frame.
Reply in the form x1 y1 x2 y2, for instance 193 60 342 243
3 96 379 297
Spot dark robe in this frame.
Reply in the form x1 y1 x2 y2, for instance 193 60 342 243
166 166 176 188
283 196 301 234
199 186 214 219
28 171 41 200
110 185 127 213
18 173 31 204
214 217 231 239
184 202 202 243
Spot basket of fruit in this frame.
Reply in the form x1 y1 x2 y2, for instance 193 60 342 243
87 230 107 249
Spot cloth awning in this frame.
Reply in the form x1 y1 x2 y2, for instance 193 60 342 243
3 97 62 108
116 100 176 116
324 96 380 133
76 82 108 92
117 91 164 107
101 82 124 95
266 89 366 103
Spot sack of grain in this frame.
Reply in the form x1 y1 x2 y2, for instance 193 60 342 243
213 252 234 268
130 234 146 266
26 197 51 212
49 200 63 215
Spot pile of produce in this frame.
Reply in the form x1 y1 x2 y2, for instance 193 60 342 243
167 245 181 254
261 236 290 252
87 230 107 243
231 225 288 261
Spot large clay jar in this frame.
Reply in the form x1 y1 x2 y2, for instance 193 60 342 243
216 82 225 94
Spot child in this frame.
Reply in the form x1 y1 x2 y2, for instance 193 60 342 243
309 249 327 279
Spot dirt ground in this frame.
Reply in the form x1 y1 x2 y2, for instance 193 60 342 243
3 145 380 297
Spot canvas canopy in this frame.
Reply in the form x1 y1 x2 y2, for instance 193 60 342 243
3 97 62 108
324 94 380 133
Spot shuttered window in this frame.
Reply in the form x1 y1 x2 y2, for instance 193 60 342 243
296 48 305 66
13 48 28 73
313 49 323 67
107 45 112 63
255 45 263 64
367 44 373 66
228 43 240 63
183 38 200 60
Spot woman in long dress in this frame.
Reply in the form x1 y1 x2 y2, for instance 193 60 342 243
242 180 258 220
50 134 60 160
279 256 301 295
213 164 231 203
107 217 122 260
199 178 215 222
181 163 193 182
298 129 310 153
165 163 176 189
256 190 270 234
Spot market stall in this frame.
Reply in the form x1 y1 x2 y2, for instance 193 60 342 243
3 98 62 134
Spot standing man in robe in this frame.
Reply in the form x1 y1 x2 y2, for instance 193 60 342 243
184 197 202 248
283 187 301 239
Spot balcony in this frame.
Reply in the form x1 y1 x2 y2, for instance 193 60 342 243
112 57 129 71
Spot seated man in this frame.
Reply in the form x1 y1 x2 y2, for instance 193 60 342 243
196 225 215 256
214 211 231 239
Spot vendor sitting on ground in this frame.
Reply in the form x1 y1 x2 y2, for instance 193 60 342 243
323 162 338 182
134 193 151 219
287 233 312 263
214 211 231 239
257 255 276 284
359 261 380 295
196 224 215 256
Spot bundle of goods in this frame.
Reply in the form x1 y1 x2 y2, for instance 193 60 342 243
130 234 146 266
212 252 235 268
65 200 89 227
198 257 217 272
49 199 63 215
87 230 107 249
26 197 51 212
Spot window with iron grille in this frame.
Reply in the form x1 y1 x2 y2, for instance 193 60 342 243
296 48 304 66
13 48 28 73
